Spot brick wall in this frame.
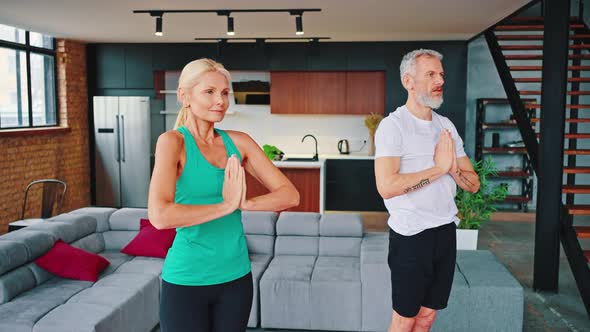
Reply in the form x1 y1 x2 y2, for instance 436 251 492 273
0 39 90 233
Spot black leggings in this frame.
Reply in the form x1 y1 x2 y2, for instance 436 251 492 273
160 272 253 332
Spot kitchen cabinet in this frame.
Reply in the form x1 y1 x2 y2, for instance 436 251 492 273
270 71 384 115
245 167 320 212
325 159 386 211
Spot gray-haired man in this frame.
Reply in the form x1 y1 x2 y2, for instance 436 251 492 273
374 49 480 332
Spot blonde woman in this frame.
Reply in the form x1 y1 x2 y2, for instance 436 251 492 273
148 58 299 332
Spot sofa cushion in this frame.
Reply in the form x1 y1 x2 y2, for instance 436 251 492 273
248 254 272 328
0 266 37 304
98 251 134 277
32 302 125 332
0 299 64 332
14 277 91 304
68 207 117 233
275 236 319 256
276 212 320 236
319 213 363 237
102 231 138 251
65 275 159 332
0 230 56 261
108 208 148 231
245 234 275 255
260 255 317 329
121 218 175 258
47 214 97 237
242 211 278 235
0 241 29 275
319 237 362 257
21 221 85 243
115 257 164 277
71 233 105 254
262 255 316 281
312 256 360 282
35 240 110 282
311 256 361 331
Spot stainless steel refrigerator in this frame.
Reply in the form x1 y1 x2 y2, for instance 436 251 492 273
93 96 151 208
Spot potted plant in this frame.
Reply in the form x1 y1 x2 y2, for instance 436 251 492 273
454 156 509 250
364 112 384 156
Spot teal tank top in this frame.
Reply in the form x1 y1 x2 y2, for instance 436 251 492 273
161 126 251 286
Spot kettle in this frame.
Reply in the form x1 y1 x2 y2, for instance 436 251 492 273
338 139 350 154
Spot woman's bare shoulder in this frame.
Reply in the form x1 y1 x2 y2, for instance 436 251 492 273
156 129 184 152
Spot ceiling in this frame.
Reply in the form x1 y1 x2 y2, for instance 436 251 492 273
0 0 531 43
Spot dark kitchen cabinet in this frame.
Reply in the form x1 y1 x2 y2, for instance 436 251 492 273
325 159 386 211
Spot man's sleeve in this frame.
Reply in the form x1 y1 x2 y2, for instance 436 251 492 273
375 118 403 158
447 120 467 158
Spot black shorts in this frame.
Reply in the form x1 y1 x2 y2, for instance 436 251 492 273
388 222 457 318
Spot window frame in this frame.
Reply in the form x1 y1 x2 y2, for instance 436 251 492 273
0 30 58 130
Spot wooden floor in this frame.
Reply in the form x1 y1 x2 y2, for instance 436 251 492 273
325 210 538 233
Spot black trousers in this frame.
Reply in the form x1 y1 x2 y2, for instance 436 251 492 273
160 272 253 332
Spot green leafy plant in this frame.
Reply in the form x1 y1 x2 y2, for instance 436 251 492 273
263 144 284 161
455 156 509 230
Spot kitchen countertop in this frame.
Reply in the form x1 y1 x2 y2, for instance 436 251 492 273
271 153 374 168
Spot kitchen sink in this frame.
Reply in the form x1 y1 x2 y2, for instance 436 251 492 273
281 157 319 162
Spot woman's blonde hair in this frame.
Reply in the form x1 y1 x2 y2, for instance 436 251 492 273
173 58 232 129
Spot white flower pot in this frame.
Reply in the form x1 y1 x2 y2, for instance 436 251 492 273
456 229 478 250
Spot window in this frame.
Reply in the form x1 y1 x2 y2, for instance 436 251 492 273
0 23 56 129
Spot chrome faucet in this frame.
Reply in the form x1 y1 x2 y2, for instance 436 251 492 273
302 134 319 161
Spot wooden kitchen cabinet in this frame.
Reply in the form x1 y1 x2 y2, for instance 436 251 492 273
245 167 320 212
345 71 385 115
270 71 384 115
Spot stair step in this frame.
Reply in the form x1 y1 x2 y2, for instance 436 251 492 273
501 45 590 50
520 90 590 95
497 34 590 40
565 204 590 215
505 54 590 60
530 118 590 123
495 171 531 178
515 78 590 83
511 66 590 71
503 195 530 203
564 167 590 174
565 149 590 155
508 16 581 23
536 133 590 139
563 185 590 194
524 103 590 108
495 24 585 31
575 226 590 238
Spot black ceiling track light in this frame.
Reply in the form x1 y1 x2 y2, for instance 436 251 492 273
290 10 304 35
133 8 321 37
150 11 164 36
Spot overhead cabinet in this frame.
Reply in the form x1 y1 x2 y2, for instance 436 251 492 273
270 71 385 115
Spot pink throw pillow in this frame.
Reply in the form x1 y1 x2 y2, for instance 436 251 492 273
35 240 110 282
121 218 176 258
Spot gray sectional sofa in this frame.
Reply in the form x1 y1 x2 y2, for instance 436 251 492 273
0 207 524 332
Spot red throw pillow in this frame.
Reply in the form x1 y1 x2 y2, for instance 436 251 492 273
121 218 176 258
35 240 110 282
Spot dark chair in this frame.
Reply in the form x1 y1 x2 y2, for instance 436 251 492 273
8 179 67 232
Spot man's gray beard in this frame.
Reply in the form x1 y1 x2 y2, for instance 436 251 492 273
417 93 443 110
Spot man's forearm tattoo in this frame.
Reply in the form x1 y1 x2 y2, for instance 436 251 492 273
456 169 476 187
404 179 430 193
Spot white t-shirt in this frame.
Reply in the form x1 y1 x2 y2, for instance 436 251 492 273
375 105 467 236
